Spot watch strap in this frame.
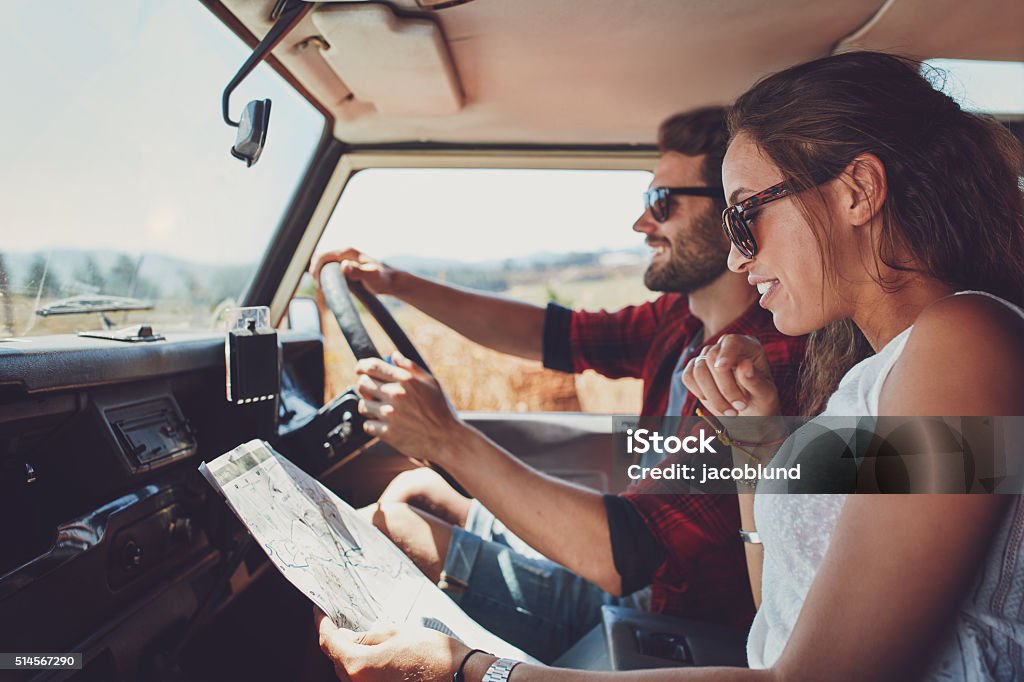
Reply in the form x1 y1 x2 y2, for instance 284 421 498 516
482 657 521 682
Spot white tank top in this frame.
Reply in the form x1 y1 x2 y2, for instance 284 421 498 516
747 292 1024 679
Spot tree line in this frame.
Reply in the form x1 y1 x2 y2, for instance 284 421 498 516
0 251 249 307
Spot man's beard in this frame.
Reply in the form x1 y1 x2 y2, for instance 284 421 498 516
643 209 731 294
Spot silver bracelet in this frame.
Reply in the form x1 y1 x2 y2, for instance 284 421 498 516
482 657 521 682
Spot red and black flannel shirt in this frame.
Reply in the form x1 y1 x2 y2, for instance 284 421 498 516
544 293 806 629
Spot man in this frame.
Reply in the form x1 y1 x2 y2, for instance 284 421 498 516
313 107 806 663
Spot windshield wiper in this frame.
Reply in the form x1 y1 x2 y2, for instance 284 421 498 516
35 294 152 317
36 295 154 332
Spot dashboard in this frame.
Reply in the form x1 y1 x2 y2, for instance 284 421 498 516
0 330 337 680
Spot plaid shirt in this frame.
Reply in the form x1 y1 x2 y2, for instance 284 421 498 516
544 294 806 629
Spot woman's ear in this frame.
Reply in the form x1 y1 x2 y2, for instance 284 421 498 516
838 153 887 227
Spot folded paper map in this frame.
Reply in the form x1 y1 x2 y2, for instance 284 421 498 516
200 439 533 661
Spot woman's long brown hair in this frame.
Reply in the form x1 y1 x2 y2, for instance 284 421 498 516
728 52 1024 415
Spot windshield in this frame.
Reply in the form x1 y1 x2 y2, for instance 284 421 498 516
0 1 324 338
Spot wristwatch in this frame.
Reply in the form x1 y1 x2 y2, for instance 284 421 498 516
482 658 521 682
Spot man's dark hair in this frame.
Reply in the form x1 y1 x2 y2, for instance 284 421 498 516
657 106 729 214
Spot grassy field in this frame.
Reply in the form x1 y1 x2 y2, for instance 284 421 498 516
0 293 212 337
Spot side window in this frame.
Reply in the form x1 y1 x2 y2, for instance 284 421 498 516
926 58 1024 152
308 167 656 413
924 59 1024 116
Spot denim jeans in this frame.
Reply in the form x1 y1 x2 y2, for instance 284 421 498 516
440 501 649 663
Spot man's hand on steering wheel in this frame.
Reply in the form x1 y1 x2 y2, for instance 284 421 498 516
355 352 465 466
312 252 466 493
312 248 401 297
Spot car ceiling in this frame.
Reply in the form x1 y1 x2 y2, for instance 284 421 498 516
216 0 1024 146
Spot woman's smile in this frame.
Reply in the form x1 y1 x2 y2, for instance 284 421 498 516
751 277 781 308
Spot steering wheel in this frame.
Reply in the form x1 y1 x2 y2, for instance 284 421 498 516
317 262 468 496
318 262 430 371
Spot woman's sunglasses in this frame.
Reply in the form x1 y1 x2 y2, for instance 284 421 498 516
644 186 724 223
720 181 793 258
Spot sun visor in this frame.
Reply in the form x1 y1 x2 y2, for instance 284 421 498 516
311 3 464 116
835 0 1024 61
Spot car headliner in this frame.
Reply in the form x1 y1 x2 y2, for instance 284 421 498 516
214 0 1024 147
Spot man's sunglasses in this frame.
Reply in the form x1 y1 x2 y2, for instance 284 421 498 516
720 181 793 258
644 186 724 223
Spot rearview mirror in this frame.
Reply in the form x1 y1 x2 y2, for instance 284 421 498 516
230 99 271 167
219 0 310 168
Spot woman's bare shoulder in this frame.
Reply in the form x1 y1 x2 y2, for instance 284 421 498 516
882 293 1024 416
911 293 1024 350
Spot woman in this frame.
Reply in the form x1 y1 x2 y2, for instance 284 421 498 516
319 52 1024 681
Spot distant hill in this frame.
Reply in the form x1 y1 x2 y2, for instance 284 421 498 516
387 247 646 292
386 255 466 272
0 249 253 305
388 246 645 274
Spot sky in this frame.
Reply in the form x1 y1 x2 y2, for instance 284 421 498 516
0 0 651 268
1 0 323 265
2 3 1022 268
319 168 653 263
